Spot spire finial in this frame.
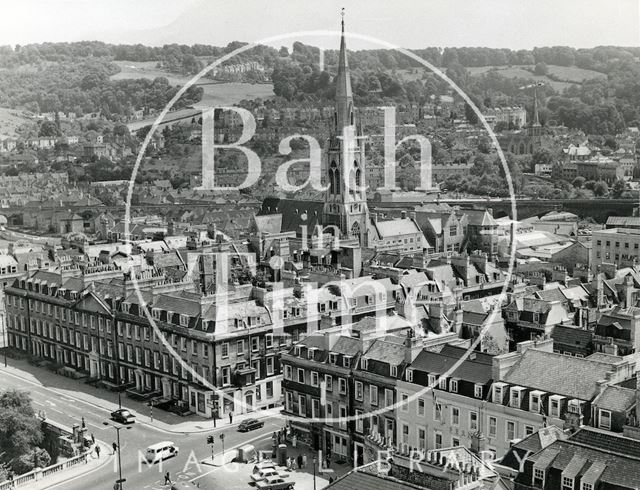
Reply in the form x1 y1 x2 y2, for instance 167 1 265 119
341 8 345 31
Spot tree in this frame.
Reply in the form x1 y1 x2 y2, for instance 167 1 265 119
279 46 289 57
38 120 60 137
593 180 609 197
611 178 626 198
571 176 586 188
0 390 45 468
534 62 548 76
464 102 479 124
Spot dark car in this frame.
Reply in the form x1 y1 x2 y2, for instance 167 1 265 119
237 418 264 432
110 409 136 424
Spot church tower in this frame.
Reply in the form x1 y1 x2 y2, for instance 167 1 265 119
527 83 543 137
323 13 369 246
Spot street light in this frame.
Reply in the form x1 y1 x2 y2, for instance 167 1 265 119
313 456 317 490
103 422 131 490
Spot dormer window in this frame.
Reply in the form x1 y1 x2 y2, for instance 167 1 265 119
122 302 130 313
439 377 448 390
361 358 368 370
307 348 316 360
390 365 397 378
406 369 413 382
152 308 161 320
450 379 458 393
329 353 337 365
530 391 544 413
474 384 483 399
343 356 351 368
428 374 437 386
179 314 188 327
510 386 525 408
550 395 564 418
493 382 507 404
533 468 545 487
568 399 582 414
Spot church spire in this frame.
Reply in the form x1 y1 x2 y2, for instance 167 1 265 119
532 82 542 127
335 9 354 133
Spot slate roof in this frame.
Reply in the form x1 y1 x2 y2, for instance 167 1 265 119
327 467 423 490
522 429 640 489
593 385 636 413
550 325 593 348
502 349 616 400
410 347 493 384
587 353 625 364
569 427 640 459
258 197 324 235
362 338 406 365
463 311 489 326
500 426 566 470
535 288 567 303
153 293 201 317
331 336 362 357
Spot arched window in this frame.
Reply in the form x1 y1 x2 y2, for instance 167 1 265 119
355 168 362 188
334 167 340 194
519 142 525 154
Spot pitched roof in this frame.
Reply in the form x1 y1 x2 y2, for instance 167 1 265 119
327 466 423 490
550 325 593 347
410 347 493 384
152 293 201 317
362 338 407 365
253 214 283 235
569 427 640 459
373 218 421 238
258 197 324 235
503 349 616 400
593 385 636 413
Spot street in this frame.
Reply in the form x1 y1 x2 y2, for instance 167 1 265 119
0 365 282 490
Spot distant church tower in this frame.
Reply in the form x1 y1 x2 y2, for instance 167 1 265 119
323 13 370 246
527 83 543 137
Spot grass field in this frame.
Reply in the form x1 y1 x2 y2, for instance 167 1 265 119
0 107 32 139
111 60 275 109
467 64 606 92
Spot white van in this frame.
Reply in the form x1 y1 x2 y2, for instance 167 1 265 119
146 441 179 463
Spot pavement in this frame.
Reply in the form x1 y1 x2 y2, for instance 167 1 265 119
0 358 284 490
34 442 113 490
0 357 281 434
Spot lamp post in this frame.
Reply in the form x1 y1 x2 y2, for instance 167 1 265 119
103 422 131 490
313 456 317 490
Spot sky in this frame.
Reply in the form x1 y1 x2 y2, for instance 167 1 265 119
1 0 639 50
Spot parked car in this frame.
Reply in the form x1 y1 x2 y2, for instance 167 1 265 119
251 468 290 482
238 418 264 432
171 483 200 490
255 476 294 490
145 441 179 463
253 461 276 473
110 409 136 424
